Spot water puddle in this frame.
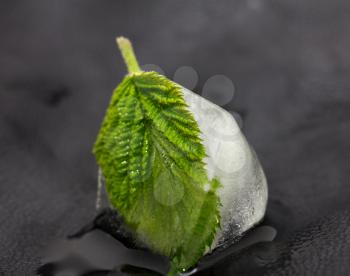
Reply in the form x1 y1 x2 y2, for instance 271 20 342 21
38 209 276 276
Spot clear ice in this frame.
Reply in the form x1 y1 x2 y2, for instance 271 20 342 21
182 87 268 249
96 86 268 252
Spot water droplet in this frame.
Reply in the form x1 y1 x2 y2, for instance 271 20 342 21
173 66 198 90
141 64 165 75
201 75 235 106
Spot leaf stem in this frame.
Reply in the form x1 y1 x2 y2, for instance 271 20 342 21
116 36 141 73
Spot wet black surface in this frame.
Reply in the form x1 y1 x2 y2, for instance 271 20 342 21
1 0 350 275
38 209 277 276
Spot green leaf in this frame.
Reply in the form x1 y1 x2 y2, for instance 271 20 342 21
93 38 221 274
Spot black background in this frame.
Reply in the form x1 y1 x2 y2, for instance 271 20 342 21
1 0 350 275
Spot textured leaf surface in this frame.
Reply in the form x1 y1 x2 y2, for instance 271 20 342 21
93 71 221 273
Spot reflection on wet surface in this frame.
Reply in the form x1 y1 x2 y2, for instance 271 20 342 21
38 210 277 276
